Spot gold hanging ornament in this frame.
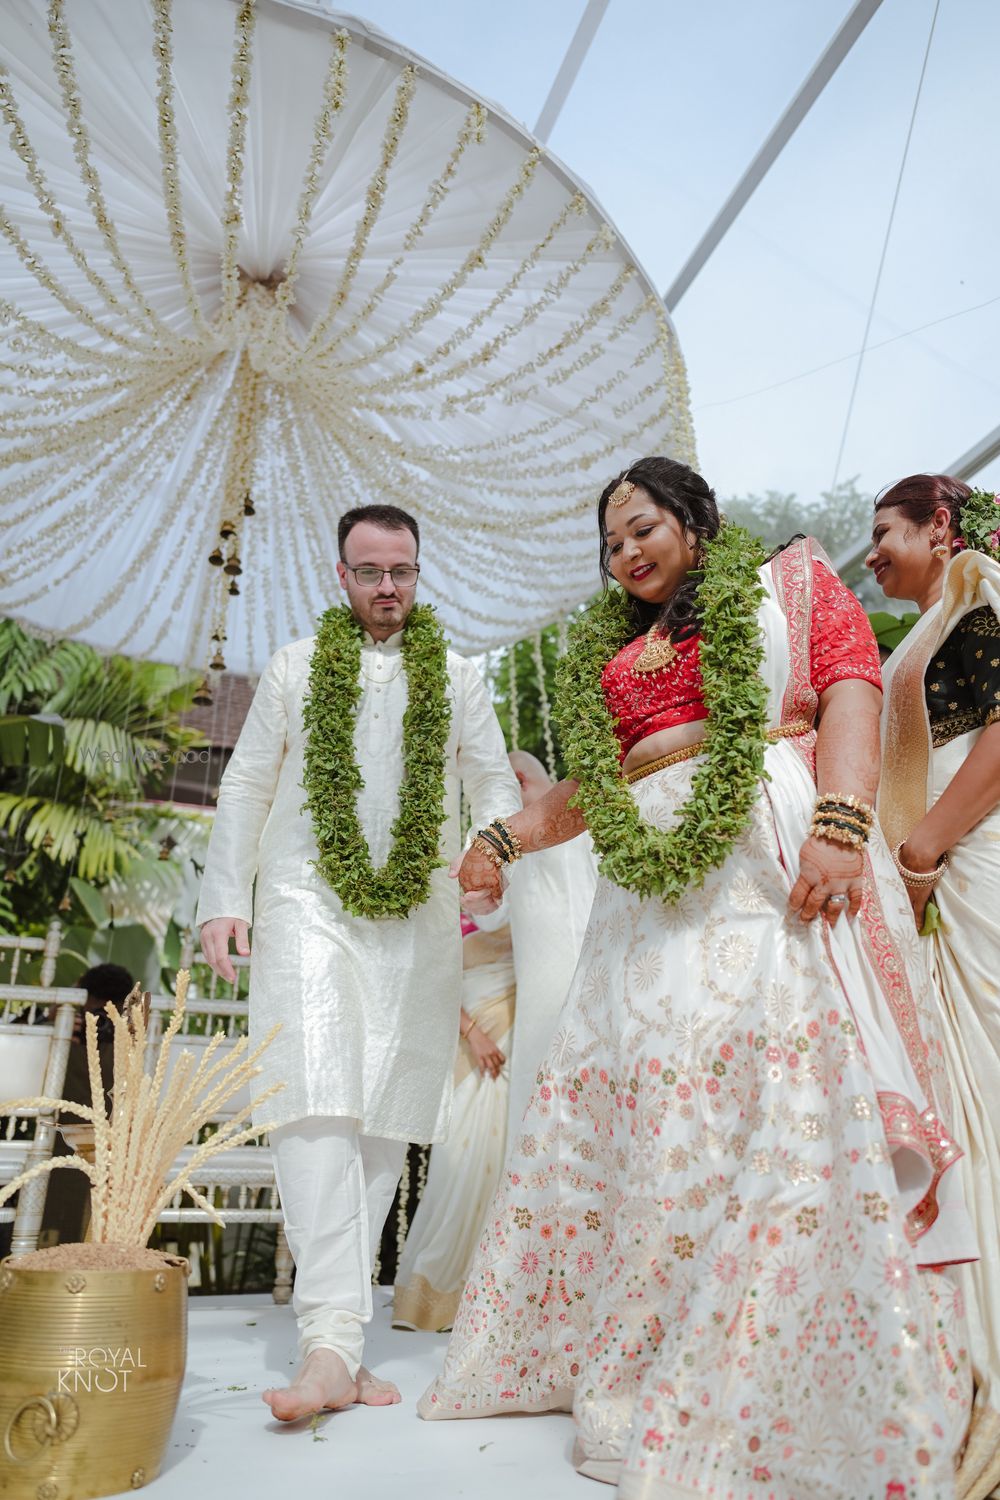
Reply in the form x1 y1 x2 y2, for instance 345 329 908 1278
209 647 226 671
192 679 213 707
219 519 237 541
58 891 72 912
207 546 224 567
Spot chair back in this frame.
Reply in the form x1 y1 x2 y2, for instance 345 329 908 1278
0 1026 53 1105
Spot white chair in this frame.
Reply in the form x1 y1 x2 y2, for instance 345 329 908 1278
147 952 292 1303
0 921 86 1254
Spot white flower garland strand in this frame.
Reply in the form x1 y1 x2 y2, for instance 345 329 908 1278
0 5 696 677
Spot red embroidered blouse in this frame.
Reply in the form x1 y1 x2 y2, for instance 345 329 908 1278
601 560 882 761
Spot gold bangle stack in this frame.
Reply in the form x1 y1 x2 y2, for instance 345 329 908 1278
473 817 523 868
810 792 875 850
891 842 949 889
472 833 504 868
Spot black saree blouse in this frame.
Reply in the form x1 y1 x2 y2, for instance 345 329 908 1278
924 605 1000 747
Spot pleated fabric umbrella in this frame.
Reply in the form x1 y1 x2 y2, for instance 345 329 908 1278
0 0 695 678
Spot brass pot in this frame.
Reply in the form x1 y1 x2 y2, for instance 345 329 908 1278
0 1256 187 1498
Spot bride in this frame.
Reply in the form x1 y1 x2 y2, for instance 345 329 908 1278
419 456 974 1500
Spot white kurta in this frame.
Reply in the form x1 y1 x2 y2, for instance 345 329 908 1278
502 836 598 1153
196 628 521 1142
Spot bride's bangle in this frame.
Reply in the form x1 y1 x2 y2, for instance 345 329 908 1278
460 1018 475 1040
891 842 949 889
810 792 874 849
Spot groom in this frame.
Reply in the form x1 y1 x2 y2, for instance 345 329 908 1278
198 503 519 1420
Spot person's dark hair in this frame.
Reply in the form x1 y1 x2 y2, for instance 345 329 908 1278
79 963 135 1006
874 473 970 532
338 504 420 561
597 456 720 640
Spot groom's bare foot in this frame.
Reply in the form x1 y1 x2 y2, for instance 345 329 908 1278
262 1348 358 1421
356 1366 401 1406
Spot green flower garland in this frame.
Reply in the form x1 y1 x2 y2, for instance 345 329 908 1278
956 488 1000 560
302 604 451 919
554 523 769 902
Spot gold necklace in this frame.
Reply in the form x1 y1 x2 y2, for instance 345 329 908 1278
360 658 404 684
631 627 677 674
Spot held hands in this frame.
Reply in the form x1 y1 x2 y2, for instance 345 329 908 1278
200 917 250 982
787 836 864 927
449 845 503 914
465 1024 505 1080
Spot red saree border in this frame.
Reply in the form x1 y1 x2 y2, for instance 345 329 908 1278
857 855 935 1102
770 538 819 730
877 1090 963 1247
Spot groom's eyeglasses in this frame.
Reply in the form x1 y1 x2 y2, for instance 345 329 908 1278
347 565 420 587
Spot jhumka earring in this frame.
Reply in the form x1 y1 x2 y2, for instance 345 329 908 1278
930 533 950 559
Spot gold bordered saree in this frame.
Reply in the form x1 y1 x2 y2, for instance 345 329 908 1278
881 548 1000 1500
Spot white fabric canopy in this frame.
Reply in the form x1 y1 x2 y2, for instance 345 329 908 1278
0 0 694 674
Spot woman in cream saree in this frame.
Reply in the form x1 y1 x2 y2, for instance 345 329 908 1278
871 474 1000 1500
421 459 975 1500
393 923 515 1331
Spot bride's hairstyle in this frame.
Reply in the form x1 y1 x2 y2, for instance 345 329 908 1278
597 456 720 641
874 473 970 530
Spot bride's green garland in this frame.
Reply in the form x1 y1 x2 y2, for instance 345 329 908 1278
302 604 451 919
555 523 769 902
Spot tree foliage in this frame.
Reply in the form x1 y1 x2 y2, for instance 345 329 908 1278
0 618 206 938
721 477 873 561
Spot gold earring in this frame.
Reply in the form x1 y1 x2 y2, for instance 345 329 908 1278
930 534 949 559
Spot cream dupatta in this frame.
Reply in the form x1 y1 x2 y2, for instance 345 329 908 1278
880 549 1000 1500
393 926 515 1332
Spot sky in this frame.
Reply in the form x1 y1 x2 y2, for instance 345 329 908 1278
320 0 1000 513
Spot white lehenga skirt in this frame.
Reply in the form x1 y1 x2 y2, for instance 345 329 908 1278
419 744 972 1500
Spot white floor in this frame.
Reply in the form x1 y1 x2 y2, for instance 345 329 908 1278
145 1291 585 1500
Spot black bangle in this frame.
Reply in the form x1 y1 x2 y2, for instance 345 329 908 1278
490 821 516 853
477 828 510 862
814 815 869 837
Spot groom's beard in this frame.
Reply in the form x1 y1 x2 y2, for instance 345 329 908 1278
349 588 414 637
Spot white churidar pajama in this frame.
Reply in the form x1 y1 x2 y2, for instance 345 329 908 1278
196 625 520 1367
270 1119 407 1374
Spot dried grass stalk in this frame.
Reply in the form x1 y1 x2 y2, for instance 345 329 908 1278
0 970 282 1246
